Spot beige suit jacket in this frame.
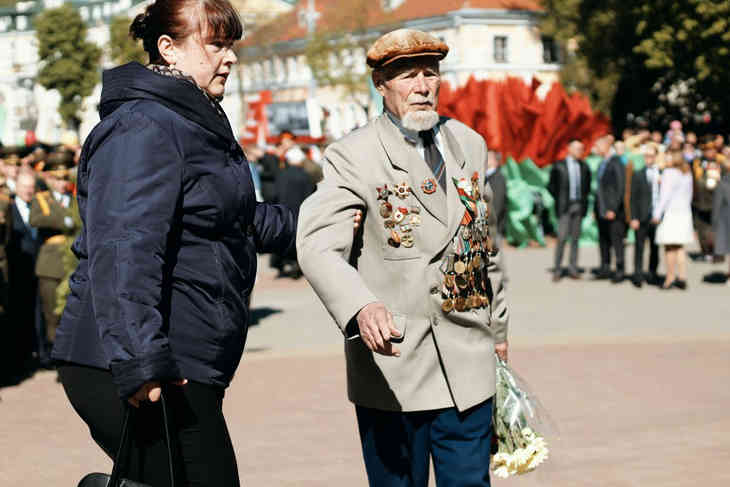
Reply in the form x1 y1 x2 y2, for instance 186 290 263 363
297 114 509 412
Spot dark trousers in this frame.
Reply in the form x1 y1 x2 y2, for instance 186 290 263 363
693 208 714 255
597 217 626 272
58 364 240 487
634 221 659 278
356 399 493 487
554 202 583 273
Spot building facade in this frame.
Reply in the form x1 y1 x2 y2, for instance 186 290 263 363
237 0 560 140
0 0 295 145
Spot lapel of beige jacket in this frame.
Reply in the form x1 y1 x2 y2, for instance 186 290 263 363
375 115 469 236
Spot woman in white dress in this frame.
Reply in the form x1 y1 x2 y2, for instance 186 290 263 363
654 150 694 289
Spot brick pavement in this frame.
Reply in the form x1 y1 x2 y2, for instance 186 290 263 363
1 245 728 486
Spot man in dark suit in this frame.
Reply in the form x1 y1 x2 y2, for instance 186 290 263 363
629 146 661 287
594 137 627 282
7 170 40 375
548 140 591 281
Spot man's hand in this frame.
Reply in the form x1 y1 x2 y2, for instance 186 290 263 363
128 379 188 408
630 219 640 231
356 302 402 357
495 341 508 362
605 210 616 221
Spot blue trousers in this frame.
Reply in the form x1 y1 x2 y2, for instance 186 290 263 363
355 398 493 487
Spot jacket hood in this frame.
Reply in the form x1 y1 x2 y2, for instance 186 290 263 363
99 62 235 143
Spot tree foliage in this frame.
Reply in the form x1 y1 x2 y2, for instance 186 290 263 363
302 0 379 99
540 0 730 132
109 15 147 65
35 5 101 131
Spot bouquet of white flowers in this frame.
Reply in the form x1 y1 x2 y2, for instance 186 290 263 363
491 356 552 478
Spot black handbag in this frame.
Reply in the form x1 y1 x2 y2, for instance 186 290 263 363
77 393 175 487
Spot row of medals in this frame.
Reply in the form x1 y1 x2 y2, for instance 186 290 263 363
378 183 421 248
376 181 494 314
440 201 494 314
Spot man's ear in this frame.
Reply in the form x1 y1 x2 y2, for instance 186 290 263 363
157 34 176 65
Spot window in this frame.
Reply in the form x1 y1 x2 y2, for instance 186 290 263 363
381 0 405 11
542 36 560 64
493 36 508 63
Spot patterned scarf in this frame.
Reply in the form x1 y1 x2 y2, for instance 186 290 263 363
147 64 226 119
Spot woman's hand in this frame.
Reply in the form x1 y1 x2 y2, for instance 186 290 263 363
128 379 188 408
353 209 363 233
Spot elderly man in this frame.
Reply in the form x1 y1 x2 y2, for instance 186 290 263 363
297 29 508 486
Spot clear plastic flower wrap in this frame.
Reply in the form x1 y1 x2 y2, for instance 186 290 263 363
491 355 555 478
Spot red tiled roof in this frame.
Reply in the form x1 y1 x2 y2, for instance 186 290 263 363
242 0 542 47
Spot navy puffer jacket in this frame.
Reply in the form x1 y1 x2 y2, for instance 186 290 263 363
52 62 296 399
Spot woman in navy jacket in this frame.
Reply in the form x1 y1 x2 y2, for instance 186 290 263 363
51 1 294 484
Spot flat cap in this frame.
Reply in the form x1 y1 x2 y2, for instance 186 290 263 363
367 29 449 69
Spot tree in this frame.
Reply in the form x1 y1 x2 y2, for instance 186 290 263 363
35 5 102 132
109 15 147 65
540 0 730 132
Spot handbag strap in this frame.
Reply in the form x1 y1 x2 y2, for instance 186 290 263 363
108 391 176 487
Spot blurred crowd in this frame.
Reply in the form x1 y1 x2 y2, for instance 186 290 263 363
244 132 324 278
548 120 730 289
0 142 81 384
1 120 728 384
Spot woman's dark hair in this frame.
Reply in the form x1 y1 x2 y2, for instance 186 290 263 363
130 0 243 64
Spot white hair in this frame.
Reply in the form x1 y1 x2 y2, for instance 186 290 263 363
402 110 439 132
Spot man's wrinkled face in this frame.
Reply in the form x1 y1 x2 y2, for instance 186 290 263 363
375 57 441 129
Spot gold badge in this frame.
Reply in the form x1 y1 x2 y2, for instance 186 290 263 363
401 234 414 248
388 230 401 247
394 182 411 199
379 201 393 218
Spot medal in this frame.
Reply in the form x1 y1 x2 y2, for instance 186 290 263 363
399 224 412 233
384 220 395 229
379 201 393 218
393 208 405 223
421 178 437 194
388 230 401 247
377 185 392 201
454 260 467 275
409 214 422 227
410 206 421 214
395 182 411 199
401 234 414 248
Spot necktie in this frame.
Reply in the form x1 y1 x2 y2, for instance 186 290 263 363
420 130 446 192
568 158 580 200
